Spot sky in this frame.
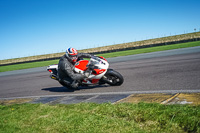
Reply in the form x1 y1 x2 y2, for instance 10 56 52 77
0 0 200 60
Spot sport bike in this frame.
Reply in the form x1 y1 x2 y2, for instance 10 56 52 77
47 56 124 89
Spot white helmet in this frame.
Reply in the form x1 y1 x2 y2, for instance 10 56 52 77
66 48 78 62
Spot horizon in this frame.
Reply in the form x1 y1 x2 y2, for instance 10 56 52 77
1 31 199 61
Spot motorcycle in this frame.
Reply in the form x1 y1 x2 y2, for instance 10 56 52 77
47 56 124 89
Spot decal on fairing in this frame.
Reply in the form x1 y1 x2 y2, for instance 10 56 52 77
92 79 100 84
92 69 106 75
75 60 89 71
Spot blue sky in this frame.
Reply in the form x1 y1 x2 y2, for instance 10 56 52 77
0 0 200 60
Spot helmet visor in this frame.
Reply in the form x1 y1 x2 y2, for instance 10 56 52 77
69 54 78 62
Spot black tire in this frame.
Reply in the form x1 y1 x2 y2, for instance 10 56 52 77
104 69 124 86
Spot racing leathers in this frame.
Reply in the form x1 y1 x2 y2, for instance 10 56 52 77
58 53 93 89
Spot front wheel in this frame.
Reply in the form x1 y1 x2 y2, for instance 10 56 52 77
104 69 124 86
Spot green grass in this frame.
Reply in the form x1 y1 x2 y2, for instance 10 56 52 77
0 59 59 72
0 103 200 133
98 40 200 58
0 41 200 72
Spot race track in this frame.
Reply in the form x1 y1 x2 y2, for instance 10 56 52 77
0 47 200 99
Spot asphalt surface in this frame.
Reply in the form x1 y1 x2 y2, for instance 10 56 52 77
0 46 200 100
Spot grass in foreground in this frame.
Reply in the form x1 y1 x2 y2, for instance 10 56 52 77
0 41 200 72
0 103 199 133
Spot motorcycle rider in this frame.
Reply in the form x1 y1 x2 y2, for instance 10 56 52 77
58 47 93 89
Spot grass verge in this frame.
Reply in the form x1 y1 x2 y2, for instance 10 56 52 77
0 103 200 133
0 59 59 72
98 40 200 58
0 41 200 72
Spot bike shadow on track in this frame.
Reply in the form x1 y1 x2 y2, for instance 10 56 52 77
42 85 110 92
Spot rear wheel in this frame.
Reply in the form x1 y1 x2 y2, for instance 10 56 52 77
104 69 124 86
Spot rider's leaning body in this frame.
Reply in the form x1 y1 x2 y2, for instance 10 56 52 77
58 48 93 89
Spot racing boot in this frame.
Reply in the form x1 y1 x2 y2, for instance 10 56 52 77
71 80 80 89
